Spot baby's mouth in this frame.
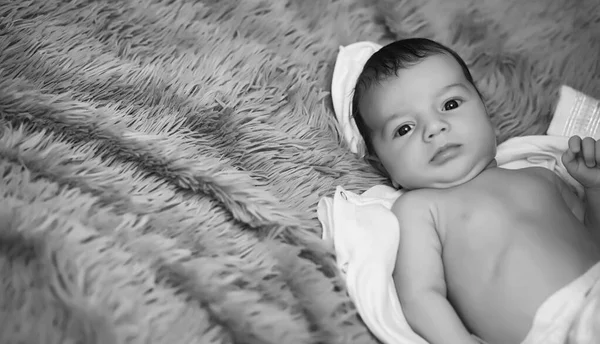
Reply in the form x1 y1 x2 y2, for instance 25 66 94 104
430 143 462 165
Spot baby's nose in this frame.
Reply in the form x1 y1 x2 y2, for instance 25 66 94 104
425 121 449 140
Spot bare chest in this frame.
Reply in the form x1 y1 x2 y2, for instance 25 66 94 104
436 168 565 242
431 168 598 342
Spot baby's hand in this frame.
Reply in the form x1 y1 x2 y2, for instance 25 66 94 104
562 136 600 189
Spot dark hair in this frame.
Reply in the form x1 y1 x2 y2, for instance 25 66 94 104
351 38 481 158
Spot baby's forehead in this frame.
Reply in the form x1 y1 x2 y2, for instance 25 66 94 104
370 67 467 108
395 54 464 81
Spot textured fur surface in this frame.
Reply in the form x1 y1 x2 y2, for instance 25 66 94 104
0 0 599 343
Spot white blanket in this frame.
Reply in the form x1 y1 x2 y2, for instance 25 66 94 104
318 41 600 344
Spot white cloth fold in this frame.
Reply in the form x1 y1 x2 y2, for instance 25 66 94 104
331 41 382 157
320 40 600 344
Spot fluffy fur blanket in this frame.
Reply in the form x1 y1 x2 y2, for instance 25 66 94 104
0 0 599 343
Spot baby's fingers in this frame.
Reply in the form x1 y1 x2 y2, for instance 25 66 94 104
564 136 582 168
582 137 597 167
562 148 577 166
568 135 582 154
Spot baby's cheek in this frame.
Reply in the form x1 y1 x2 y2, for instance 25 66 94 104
385 146 419 182
390 161 414 185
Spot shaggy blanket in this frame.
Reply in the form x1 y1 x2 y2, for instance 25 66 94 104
0 0 599 343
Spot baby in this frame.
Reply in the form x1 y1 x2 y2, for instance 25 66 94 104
352 38 600 344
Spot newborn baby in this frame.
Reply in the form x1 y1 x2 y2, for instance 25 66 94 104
351 38 600 344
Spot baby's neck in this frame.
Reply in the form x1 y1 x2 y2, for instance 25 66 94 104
485 159 498 169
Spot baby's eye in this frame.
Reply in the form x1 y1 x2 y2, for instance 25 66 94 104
443 99 462 111
395 124 412 137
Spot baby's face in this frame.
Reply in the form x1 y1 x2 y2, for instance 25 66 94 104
359 53 497 190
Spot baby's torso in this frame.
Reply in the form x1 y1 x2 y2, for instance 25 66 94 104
430 167 600 343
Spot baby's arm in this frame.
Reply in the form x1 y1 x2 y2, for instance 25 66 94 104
392 193 478 344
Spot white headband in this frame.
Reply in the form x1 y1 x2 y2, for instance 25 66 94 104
331 41 382 158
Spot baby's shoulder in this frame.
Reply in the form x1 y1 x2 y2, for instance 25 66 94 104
391 190 441 249
391 189 437 220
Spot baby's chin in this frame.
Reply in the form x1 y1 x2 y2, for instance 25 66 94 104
396 159 497 190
